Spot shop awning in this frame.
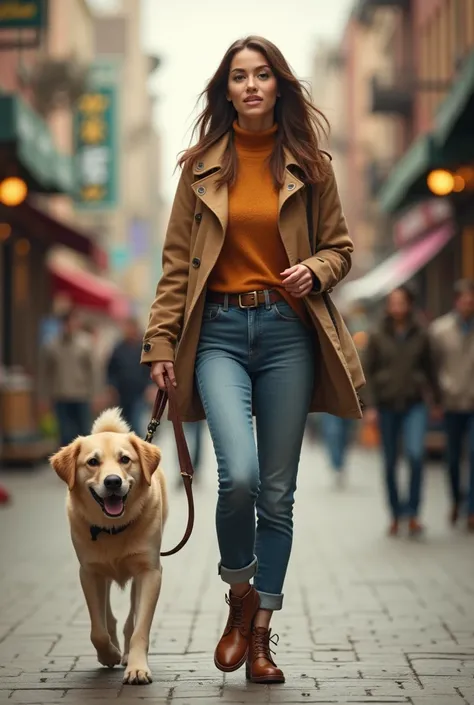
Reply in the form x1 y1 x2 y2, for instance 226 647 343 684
436 50 474 146
378 135 433 214
0 94 75 194
5 200 96 256
48 259 131 320
378 132 474 214
337 223 455 306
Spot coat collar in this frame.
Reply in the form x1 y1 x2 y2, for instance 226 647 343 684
191 131 305 233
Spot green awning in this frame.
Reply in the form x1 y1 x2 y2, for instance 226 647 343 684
0 93 75 194
436 50 474 145
378 134 434 214
379 132 474 214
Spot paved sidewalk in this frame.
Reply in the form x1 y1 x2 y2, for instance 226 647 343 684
0 422 474 705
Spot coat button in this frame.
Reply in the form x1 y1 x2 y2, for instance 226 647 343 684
143 342 152 353
196 161 204 171
192 257 201 268
194 213 202 224
197 185 206 196
287 183 295 191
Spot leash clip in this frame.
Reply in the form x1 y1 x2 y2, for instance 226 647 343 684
145 417 160 443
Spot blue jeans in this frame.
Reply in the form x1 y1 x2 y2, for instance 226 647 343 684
445 411 474 515
378 403 428 519
55 401 91 447
195 297 315 611
321 414 353 471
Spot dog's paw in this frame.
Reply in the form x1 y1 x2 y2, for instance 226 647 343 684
123 663 153 685
96 643 122 668
121 652 128 667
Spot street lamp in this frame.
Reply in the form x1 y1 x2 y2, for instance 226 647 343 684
427 169 454 196
0 177 28 206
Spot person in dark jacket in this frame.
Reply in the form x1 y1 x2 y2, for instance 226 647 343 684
363 286 440 537
106 318 152 435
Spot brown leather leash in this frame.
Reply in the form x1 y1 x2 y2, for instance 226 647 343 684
144 376 195 557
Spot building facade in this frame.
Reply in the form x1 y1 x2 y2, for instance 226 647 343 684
338 0 474 318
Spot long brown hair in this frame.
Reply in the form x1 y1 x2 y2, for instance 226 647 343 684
178 36 330 187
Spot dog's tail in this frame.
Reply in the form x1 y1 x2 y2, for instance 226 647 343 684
91 408 131 434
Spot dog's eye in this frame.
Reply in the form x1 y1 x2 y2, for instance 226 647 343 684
87 458 100 467
119 456 131 464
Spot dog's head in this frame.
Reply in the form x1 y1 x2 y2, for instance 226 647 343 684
50 408 161 521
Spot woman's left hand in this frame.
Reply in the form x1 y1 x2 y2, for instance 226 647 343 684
280 264 314 298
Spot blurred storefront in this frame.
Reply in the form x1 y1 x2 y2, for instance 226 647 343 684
0 0 132 464
338 0 474 317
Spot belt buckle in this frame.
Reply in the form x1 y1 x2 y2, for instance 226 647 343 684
238 291 259 309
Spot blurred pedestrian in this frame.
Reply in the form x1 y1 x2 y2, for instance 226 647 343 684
106 317 152 435
320 413 353 487
363 286 440 537
429 279 474 531
39 309 100 447
142 36 364 682
320 319 367 487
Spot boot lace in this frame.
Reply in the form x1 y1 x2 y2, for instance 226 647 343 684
253 628 279 663
225 594 244 628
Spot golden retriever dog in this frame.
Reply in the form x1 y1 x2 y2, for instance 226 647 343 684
50 407 168 685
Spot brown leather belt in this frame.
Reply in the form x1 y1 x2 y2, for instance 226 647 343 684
206 289 283 309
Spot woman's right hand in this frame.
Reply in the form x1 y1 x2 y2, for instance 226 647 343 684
150 361 177 390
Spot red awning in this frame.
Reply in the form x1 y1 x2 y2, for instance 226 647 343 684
49 260 131 320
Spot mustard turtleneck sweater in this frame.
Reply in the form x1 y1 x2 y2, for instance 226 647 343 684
207 121 307 321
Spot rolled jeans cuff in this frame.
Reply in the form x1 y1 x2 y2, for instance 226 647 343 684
256 590 284 611
218 555 257 585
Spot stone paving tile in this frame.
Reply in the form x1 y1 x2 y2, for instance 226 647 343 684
1 428 474 704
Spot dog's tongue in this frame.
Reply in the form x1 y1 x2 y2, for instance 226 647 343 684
104 496 124 516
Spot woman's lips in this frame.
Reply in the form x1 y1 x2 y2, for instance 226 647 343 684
244 97 263 105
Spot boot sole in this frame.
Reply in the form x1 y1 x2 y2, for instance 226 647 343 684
246 671 285 684
214 650 248 673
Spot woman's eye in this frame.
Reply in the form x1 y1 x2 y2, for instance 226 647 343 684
258 72 269 80
87 458 99 467
233 74 245 82
120 456 131 464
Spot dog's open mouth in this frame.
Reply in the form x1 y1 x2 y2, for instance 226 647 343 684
89 488 128 518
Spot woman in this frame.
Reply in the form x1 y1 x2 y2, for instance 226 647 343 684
142 36 364 683
364 287 440 537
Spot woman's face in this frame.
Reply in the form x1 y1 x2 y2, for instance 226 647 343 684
386 289 411 322
227 48 278 128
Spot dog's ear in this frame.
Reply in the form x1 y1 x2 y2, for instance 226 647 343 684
130 436 161 486
50 440 81 490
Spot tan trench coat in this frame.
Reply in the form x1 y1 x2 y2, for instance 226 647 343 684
141 134 365 421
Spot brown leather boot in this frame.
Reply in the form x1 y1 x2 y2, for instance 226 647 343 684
246 626 285 684
214 587 259 672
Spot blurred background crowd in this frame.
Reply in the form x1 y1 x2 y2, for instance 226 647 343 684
0 0 473 534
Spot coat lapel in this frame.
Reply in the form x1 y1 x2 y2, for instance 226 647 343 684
192 136 305 246
191 135 229 236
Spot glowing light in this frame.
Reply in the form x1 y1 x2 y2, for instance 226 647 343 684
427 169 454 196
453 175 465 193
0 177 28 206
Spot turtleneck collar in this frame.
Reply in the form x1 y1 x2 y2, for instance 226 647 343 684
233 120 277 154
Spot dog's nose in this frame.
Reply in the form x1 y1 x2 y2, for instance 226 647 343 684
104 475 122 491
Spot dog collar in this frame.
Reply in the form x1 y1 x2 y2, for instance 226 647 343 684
90 522 132 542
